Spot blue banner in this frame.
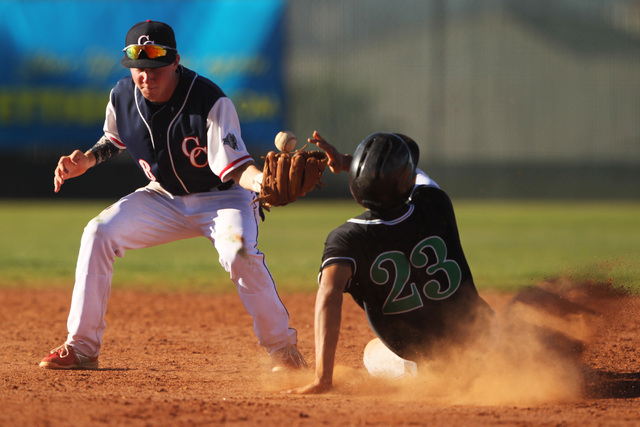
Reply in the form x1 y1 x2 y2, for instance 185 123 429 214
0 0 285 151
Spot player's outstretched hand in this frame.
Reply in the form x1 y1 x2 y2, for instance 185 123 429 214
285 379 332 395
307 131 352 174
54 150 95 193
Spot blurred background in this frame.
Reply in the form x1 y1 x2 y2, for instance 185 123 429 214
1 0 639 200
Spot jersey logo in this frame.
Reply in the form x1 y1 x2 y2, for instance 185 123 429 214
370 236 462 315
181 136 208 168
223 133 239 150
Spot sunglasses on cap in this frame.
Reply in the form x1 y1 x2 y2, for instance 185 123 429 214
122 44 176 60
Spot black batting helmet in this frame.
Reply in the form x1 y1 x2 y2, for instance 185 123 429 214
349 132 417 211
394 133 420 166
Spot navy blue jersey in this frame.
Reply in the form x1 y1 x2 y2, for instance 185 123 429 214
321 182 493 360
103 66 252 196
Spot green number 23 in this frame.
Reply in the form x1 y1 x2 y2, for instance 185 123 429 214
370 236 462 314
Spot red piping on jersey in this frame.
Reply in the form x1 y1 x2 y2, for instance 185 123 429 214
108 136 126 150
220 155 252 180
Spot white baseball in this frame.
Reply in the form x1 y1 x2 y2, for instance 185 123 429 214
274 130 297 152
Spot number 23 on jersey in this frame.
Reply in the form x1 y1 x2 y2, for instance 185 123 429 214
370 236 462 315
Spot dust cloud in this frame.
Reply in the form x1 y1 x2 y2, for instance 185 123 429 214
330 280 621 406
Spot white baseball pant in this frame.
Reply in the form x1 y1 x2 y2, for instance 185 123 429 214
363 338 418 379
65 182 296 357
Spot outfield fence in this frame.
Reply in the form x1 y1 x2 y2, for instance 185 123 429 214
2 0 639 199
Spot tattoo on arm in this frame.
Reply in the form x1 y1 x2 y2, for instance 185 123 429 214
89 135 124 165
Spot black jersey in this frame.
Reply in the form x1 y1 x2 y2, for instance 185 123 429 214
322 182 493 360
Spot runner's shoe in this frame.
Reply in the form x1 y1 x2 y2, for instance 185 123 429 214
39 344 99 370
270 343 308 372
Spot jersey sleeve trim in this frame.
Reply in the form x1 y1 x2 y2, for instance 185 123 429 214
219 155 252 181
321 257 356 274
107 136 126 150
320 257 357 291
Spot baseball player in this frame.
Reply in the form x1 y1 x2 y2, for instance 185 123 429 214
39 20 306 372
288 131 495 394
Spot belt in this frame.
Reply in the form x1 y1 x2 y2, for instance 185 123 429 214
215 180 234 191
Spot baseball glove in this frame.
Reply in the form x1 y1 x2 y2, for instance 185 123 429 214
255 149 329 208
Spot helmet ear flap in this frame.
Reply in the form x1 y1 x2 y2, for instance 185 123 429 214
349 133 416 211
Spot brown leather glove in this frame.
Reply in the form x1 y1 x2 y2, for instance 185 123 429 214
256 149 328 208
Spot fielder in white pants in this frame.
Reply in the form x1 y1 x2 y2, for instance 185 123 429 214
66 182 296 358
41 20 307 372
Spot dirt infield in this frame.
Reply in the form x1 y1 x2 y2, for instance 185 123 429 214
2 280 639 426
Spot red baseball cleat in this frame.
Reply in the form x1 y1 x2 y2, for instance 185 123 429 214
39 344 99 370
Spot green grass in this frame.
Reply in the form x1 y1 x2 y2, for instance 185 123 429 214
454 201 640 292
0 199 638 294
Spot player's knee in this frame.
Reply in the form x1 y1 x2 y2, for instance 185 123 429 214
83 216 120 245
81 217 128 259
216 233 256 272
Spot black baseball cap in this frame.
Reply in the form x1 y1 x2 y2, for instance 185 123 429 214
121 20 178 69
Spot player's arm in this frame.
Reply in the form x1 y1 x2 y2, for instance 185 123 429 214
89 134 124 166
53 135 123 193
205 96 266 193
53 150 95 193
308 131 352 174
287 263 351 394
225 161 264 193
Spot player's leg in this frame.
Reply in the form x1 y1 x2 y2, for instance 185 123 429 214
363 338 418 379
50 184 198 364
193 186 300 359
